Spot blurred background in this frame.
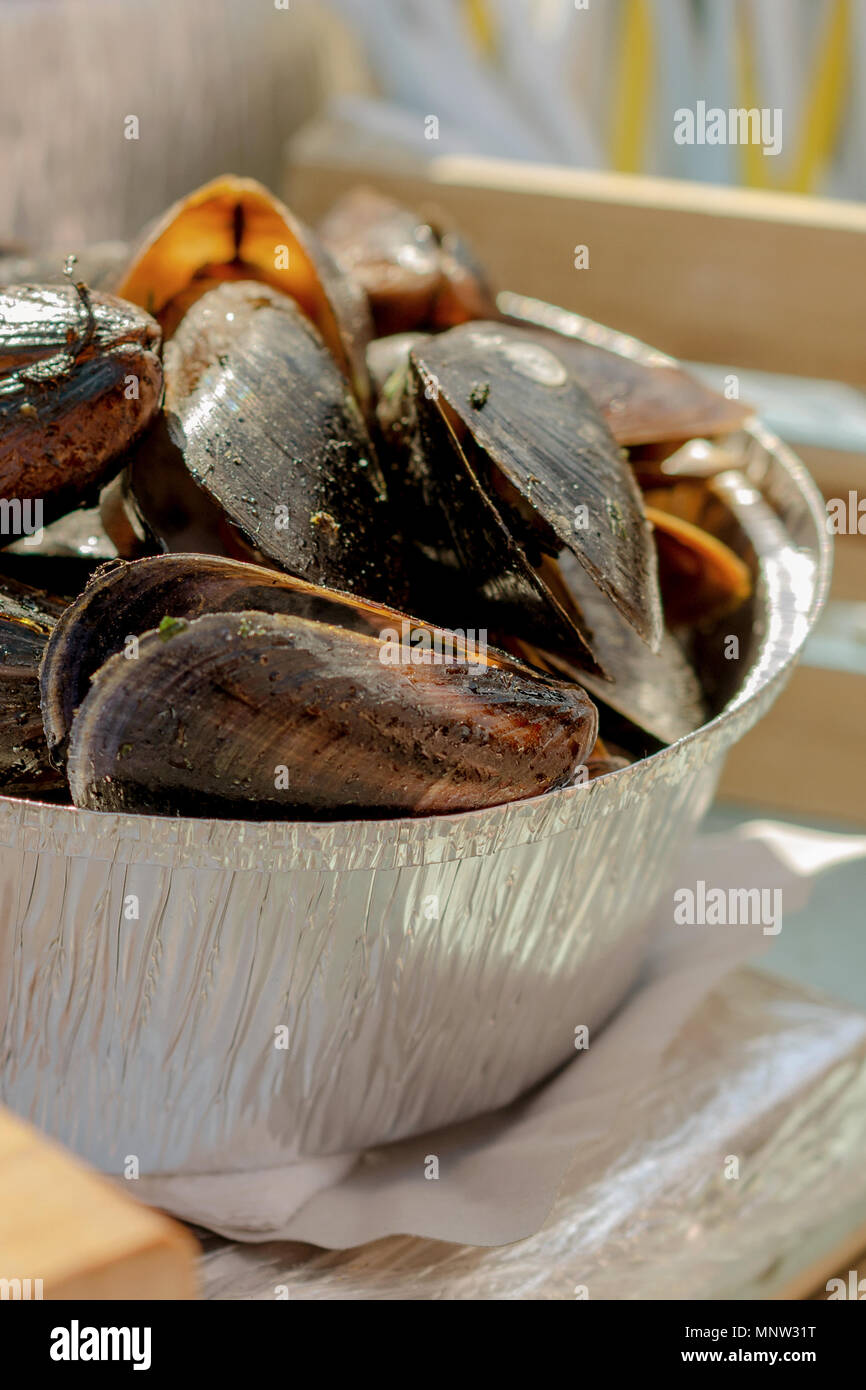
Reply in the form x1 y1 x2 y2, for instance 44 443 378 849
1 0 864 248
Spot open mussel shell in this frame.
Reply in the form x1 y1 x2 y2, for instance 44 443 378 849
645 501 752 627
499 292 751 446
0 577 67 794
409 322 662 652
389 355 603 669
138 280 406 605
66 609 597 819
42 552 475 761
0 284 163 524
113 174 372 408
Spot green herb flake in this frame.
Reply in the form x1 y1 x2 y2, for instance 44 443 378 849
158 616 189 642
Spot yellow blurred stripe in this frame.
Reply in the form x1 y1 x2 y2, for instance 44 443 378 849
609 0 654 173
736 4 765 188
738 0 850 192
788 0 850 193
463 0 498 60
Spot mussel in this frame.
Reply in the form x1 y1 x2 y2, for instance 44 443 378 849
41 552 426 762
57 557 597 817
123 281 406 605
0 276 163 526
319 188 496 337
386 321 662 665
319 188 442 337
427 219 498 328
112 174 372 409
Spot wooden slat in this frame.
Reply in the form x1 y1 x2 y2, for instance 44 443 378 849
286 152 866 386
0 1106 197 1300
718 665 866 825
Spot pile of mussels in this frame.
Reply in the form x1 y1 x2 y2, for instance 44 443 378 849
0 177 754 820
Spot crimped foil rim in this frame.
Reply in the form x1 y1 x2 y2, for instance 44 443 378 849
0 417 830 874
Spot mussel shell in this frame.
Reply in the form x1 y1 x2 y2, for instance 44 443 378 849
319 188 442 337
1 352 163 527
645 500 752 626
319 190 497 337
393 357 602 669
0 285 163 524
0 283 158 375
113 174 373 409
525 551 708 746
66 610 597 819
42 552 473 761
630 437 739 485
0 577 67 794
410 322 663 650
366 331 432 456
109 411 260 562
499 293 751 445
149 280 406 605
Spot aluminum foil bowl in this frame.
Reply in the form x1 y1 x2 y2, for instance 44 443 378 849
0 340 830 1176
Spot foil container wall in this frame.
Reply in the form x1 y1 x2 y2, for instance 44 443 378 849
0 421 830 1175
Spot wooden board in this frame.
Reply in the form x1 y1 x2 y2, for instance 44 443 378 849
286 149 866 387
719 665 866 825
0 1106 198 1300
